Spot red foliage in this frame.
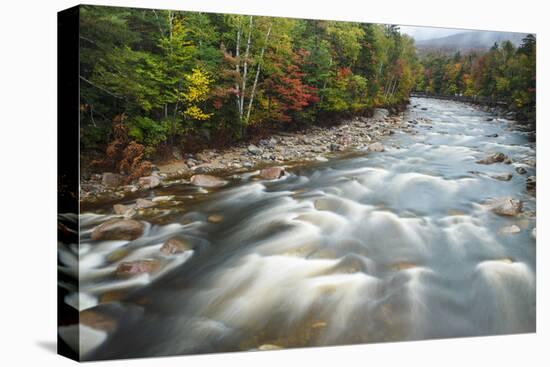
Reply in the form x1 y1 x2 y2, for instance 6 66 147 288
90 115 152 183
262 49 319 122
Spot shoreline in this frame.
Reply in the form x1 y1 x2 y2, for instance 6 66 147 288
80 106 413 209
80 95 534 210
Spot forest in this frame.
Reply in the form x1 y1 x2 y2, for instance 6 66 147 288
415 35 536 120
79 6 535 175
79 6 419 161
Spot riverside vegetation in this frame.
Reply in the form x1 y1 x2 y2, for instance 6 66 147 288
79 6 535 202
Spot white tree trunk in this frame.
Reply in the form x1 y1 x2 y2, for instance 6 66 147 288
240 16 254 121
245 23 272 124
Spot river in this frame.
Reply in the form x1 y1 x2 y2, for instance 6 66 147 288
60 97 537 360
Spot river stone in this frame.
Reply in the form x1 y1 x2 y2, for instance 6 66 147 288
477 152 508 165
190 174 228 188
492 173 513 181
116 259 160 276
372 108 390 119
138 175 161 189
259 166 286 180
532 228 536 239
135 198 155 209
91 219 144 241
207 214 224 223
248 144 263 155
102 172 123 188
160 238 192 255
516 166 527 175
486 197 523 216
499 225 521 235
526 176 536 195
367 142 385 152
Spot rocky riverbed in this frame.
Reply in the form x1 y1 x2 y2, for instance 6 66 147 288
80 108 416 206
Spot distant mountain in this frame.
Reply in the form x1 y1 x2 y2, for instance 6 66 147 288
415 31 530 53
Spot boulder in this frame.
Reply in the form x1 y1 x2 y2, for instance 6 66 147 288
476 152 508 165
492 173 513 181
248 144 263 155
91 219 144 241
190 174 228 188
160 238 193 255
372 108 390 120
367 142 385 152
485 197 522 216
116 259 160 276
259 166 286 180
102 173 123 188
138 175 161 190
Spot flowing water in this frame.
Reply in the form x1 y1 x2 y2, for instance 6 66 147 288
60 97 536 360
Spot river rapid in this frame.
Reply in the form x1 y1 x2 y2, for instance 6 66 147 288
60 97 536 360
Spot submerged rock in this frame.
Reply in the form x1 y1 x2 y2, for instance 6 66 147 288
367 142 385 152
499 225 521 234
190 174 228 188
476 152 508 165
515 166 527 175
207 214 224 223
160 238 192 255
485 197 523 216
91 219 144 241
259 166 286 180
116 259 160 276
492 173 513 181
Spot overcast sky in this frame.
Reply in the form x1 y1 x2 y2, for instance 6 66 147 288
399 26 473 40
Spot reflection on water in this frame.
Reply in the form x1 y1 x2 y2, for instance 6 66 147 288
59 98 536 360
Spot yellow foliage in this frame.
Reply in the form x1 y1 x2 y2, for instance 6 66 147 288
182 67 212 103
180 67 213 121
184 105 212 121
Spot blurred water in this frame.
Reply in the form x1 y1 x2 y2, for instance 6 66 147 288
66 97 536 360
